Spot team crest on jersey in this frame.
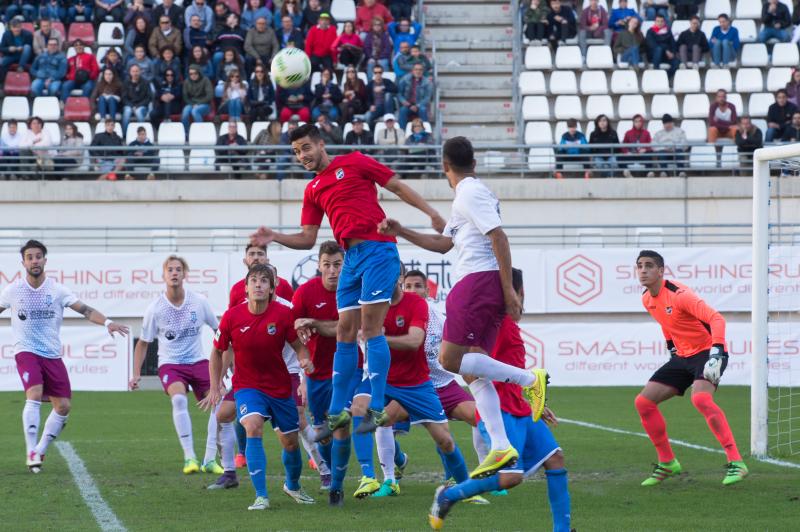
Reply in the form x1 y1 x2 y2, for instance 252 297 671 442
165 330 177 340
239 404 247 415
214 329 221 341
666 306 673 315
190 311 197 323
267 323 277 335
45 295 52 306
336 168 344 180
17 310 27 321
396 316 405 328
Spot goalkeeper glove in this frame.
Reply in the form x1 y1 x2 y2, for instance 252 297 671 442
666 340 677 357
702 344 727 385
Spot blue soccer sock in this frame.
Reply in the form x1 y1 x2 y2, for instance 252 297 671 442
442 444 469 483
318 439 333 471
329 342 358 415
366 335 390 411
245 437 267 498
436 446 452 481
443 475 502 503
331 436 351 491
546 469 571 532
282 447 302 491
393 438 404 467
235 420 247 455
353 416 376 478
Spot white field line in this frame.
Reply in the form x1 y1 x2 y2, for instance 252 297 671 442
560 418 800 470
55 441 127 532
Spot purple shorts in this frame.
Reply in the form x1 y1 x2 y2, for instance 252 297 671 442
436 379 474 418
15 351 72 399
158 359 211 401
290 372 303 407
443 270 505 352
223 389 235 402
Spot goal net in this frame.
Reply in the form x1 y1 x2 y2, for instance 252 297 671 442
752 146 800 460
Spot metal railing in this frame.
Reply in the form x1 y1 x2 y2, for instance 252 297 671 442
432 39 442 143
512 0 524 145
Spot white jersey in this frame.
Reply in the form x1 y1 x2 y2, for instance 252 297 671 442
442 176 501 284
0 278 78 359
141 290 219 367
425 300 455 389
276 295 301 374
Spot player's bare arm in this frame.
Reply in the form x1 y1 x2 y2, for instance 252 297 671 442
69 301 130 336
129 339 149 390
488 227 522 321
204 346 225 409
290 338 314 374
378 218 454 254
385 326 425 351
250 224 319 250
295 318 338 341
383 177 447 233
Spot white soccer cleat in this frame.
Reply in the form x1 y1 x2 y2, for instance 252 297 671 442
27 451 43 474
283 484 316 504
248 496 270 510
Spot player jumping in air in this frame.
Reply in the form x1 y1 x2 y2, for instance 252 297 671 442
206 264 315 510
0 240 129 473
635 250 748 486
379 137 548 479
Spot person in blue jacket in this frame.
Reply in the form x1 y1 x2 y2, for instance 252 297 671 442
387 17 422 54
710 13 740 67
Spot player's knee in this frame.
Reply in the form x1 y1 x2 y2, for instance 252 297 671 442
283 438 299 452
544 450 565 470
498 472 523 489
171 393 188 410
691 391 714 413
436 435 455 453
634 393 656 414
439 352 461 373
54 401 71 416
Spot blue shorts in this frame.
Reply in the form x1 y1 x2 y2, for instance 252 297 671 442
385 380 447 425
477 412 560 476
234 388 300 434
337 240 400 312
306 377 332 427
393 420 411 435
352 368 372 400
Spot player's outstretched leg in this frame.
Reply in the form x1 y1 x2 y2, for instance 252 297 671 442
201 409 224 474
352 415 380 498
316 342 357 442
23 398 42 472
356 335 392 434
466 377 518 479
373 425 400 497
31 397 70 472
634 393 682 486
690 390 748 485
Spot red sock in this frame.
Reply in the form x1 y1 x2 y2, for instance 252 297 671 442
634 394 675 463
691 392 742 462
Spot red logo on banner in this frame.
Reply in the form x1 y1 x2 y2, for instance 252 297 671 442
556 255 603 305
521 329 544 369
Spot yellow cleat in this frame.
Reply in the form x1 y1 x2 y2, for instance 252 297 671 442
183 458 200 474
353 476 381 499
465 495 490 505
429 514 445 530
469 446 519 479
201 459 224 475
522 369 549 422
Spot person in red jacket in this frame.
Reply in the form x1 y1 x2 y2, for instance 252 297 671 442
356 0 393 34
305 12 338 72
621 113 653 177
60 40 99 101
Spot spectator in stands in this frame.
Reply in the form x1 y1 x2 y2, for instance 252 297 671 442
316 114 344 145
677 15 708 67
124 0 153 28
364 18 393 80
555 118 588 179
275 115 303 179
547 0 577 49
125 126 158 179
345 117 372 144
613 16 644 67
124 16 151 57
181 64 213 131
523 0 551 42
212 13 247 68
244 16 279 73
183 14 209 53
277 81 312 122
609 0 640 34
153 46 182 81
91 118 125 180
621 114 653 177
186 45 214 79
365 64 396 125
31 38 67 97
33 19 65 56
247 64 275 121
652 113 688 176
759 0 792 44
588 114 619 178
126 44 155 82
735 115 762 171
356 0 393 35
0 19 33 81
405 117 433 175
150 67 182 126
184 0 214 33
642 0 669 21
276 14 305 49
671 0 700 20
311 67 343 121
20 116 55 174
54 122 84 172
275 0 303 33
95 0 125 23
645 14 679 78
150 14 183 58
242 0 273 31
61 39 99 100
215 48 245 95
785 69 800 108
66 0 94 23
388 0 414 20
341 66 368 122
388 17 421 54
39 0 67 23
332 21 364 68
211 1 232 34
121 64 152 130
0 119 23 177
302 0 330 32
305 12 337 72
766 89 798 142
252 120 282 179
153 0 185 31
708 88 738 142
220 69 248 121
782 112 800 142
398 44 432 78
91 67 123 120
6 0 38 22
397 63 432 128
375 113 404 160
393 40 410 77
101 47 125 79
578 0 610 54
710 13 739 67
215 121 249 173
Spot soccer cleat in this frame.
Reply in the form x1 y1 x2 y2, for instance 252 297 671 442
308 457 318 471
26 451 43 474
320 473 332 491
722 461 748 485
328 489 344 507
283 484 316 504
353 476 381 499
522 369 549 422
490 489 508 496
314 411 352 443
641 459 682 486
396 452 409 480
371 479 400 498
354 408 390 434
248 496 270 510
469 447 519 479
235 453 247 468
428 485 455 530
183 458 201 475
465 495 491 505
201 459 224 475
207 471 239 490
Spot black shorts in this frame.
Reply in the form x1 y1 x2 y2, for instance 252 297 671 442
649 350 728 396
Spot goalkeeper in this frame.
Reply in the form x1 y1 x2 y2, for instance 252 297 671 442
634 250 747 486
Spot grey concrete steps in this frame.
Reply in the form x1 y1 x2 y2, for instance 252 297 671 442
440 88 511 98
444 114 516 124
424 25 514 43
438 63 513 74
438 99 513 116
437 50 515 66
437 73 512 91
435 40 513 51
441 124 518 143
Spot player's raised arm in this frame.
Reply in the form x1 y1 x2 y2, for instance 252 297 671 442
378 218 454 254
250 224 320 251
385 326 425 351
488 226 522 322
69 300 129 337
383 176 447 233
129 339 149 390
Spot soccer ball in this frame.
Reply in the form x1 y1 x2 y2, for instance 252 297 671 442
292 253 319 289
271 48 312 89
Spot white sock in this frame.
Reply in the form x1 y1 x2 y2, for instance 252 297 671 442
300 425 330 475
459 353 535 386
472 425 489 463
376 426 396 482
22 400 41 454
171 394 195 460
34 410 68 456
203 409 219 464
219 422 236 472
468 378 511 450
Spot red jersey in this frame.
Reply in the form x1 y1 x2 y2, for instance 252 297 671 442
490 316 532 418
642 279 726 357
228 276 293 309
300 151 397 248
384 292 429 387
291 276 339 380
214 301 297 397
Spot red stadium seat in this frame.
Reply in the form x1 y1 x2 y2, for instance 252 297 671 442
220 0 241 14
21 22 35 34
52 22 67 38
3 71 31 96
64 97 92 121
67 22 95 46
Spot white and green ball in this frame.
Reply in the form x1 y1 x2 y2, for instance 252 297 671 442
271 47 312 89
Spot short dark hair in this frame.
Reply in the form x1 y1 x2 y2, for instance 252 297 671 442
20 239 47 258
690 15 700 22
512 267 523 294
442 136 475 173
245 262 275 287
718 13 730 20
776 89 788 97
137 126 146 133
637 250 664 268
566 118 578 128
404 269 427 282
318 240 344 259
289 123 322 143
245 242 266 253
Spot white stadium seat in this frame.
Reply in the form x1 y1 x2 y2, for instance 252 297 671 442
646 120 661 139
748 93 774 117
585 46 614 69
555 46 583 69
705 69 732 93
580 71 608 95
726 93 744 115
736 0 762 19
523 96 550 120
250 121 270 142
704 0 731 19
97 22 124 46
158 149 186 171
554 95 582 120
586 95 615 120
741 44 769 67
650 95 680 119
616 120 632 135
690 145 717 169
125 122 155 144
767 67 792 92
1 96 30 120
524 122 553 144
617 95 646 119
158 122 186 144
527 147 555 172
772 43 800 67
641 70 669 94
670 20 690 39
188 122 217 145
700 20 716 41
610 70 638 94
681 119 708 142
753 118 768 137
188 149 216 171
43 122 60 142
74 122 93 144
673 69 701 93
32 96 60 121
519 71 546 95
779 0 794 15
735 68 764 93
330 0 357 22
682 93 710 118
549 71 578 95
720 145 739 169
525 46 553 70
732 19 757 44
